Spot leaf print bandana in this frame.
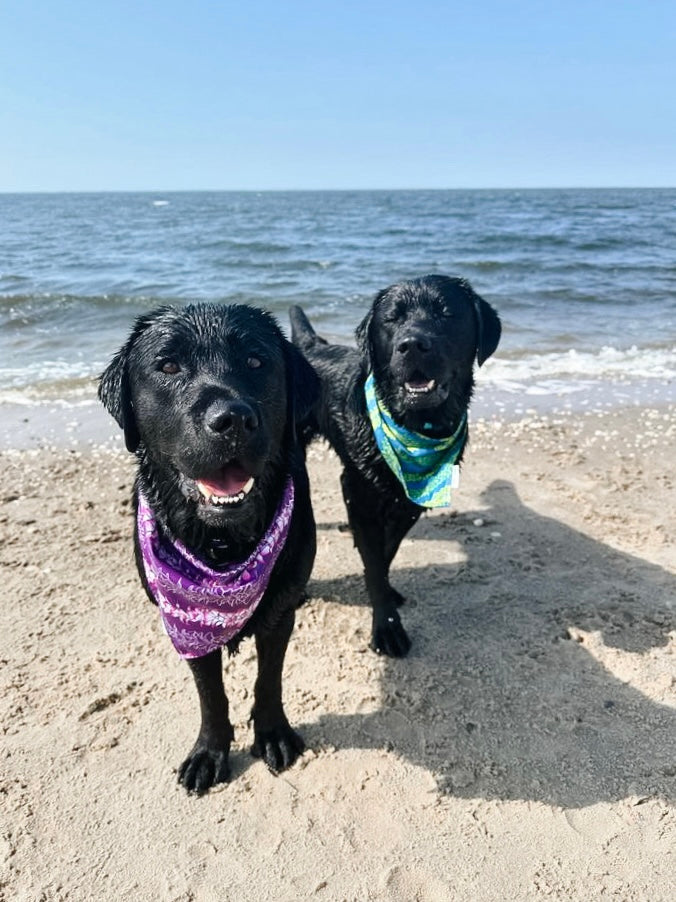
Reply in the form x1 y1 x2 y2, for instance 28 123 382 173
364 372 467 508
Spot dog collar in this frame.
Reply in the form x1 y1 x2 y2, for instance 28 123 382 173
136 478 295 659
364 372 467 508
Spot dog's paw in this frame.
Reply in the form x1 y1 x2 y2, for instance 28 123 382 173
177 742 231 795
370 613 412 657
251 724 305 774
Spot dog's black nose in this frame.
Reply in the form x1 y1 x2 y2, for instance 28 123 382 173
204 399 259 434
397 333 432 355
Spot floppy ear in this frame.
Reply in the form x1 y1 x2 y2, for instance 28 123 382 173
98 310 163 452
472 291 502 366
355 305 375 367
98 345 140 453
283 339 320 440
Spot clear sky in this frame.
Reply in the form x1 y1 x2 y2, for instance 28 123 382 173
1 0 674 191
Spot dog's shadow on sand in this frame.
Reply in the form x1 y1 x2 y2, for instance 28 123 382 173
304 480 675 808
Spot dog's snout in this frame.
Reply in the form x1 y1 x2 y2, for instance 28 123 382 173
397 332 432 355
204 399 259 435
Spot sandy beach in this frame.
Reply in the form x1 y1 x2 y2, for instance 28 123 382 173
1 404 675 901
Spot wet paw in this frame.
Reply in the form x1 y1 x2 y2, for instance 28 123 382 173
251 724 305 774
177 742 231 795
370 613 412 657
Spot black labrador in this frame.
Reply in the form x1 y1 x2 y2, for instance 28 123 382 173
290 275 501 657
99 303 318 794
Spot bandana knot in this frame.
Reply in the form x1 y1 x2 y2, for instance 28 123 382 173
137 478 294 658
364 372 466 508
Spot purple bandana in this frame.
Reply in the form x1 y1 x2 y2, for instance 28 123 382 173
137 478 295 659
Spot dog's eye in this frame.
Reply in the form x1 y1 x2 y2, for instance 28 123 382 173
159 360 181 375
382 306 405 325
247 356 262 369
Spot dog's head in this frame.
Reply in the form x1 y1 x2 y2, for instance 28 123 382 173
99 303 318 538
355 275 501 429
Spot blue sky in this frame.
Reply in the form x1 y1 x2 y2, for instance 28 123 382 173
1 0 674 191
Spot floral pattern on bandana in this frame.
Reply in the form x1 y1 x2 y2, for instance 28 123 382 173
136 478 294 658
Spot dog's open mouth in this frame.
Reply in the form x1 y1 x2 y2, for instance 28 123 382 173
195 462 255 508
404 372 437 396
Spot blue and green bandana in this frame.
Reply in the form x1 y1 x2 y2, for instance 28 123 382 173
364 372 467 509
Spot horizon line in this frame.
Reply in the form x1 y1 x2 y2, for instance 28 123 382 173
1 185 675 196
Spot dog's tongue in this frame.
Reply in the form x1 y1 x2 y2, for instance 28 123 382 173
197 463 252 498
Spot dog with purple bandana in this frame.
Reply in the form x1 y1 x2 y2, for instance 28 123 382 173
100 303 318 794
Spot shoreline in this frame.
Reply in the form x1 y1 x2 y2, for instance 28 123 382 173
1 374 674 452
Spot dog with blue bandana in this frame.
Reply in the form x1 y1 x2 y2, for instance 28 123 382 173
290 275 500 657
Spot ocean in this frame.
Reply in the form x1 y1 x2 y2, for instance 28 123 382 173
1 189 675 444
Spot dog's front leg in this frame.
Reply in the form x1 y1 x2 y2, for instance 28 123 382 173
355 518 413 658
251 608 305 773
178 650 234 794
342 473 413 657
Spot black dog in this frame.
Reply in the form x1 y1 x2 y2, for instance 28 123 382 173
290 275 500 657
99 303 318 794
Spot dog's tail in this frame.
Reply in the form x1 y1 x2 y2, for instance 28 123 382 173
289 305 327 350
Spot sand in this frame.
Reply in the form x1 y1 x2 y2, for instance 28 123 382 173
1 405 674 901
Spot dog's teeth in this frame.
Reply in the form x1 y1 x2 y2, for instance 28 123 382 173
405 379 436 394
209 489 249 507
197 476 254 507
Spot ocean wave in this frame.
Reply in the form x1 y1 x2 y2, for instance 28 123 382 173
0 292 148 316
0 389 97 407
478 345 676 389
2 344 673 409
0 360 100 392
